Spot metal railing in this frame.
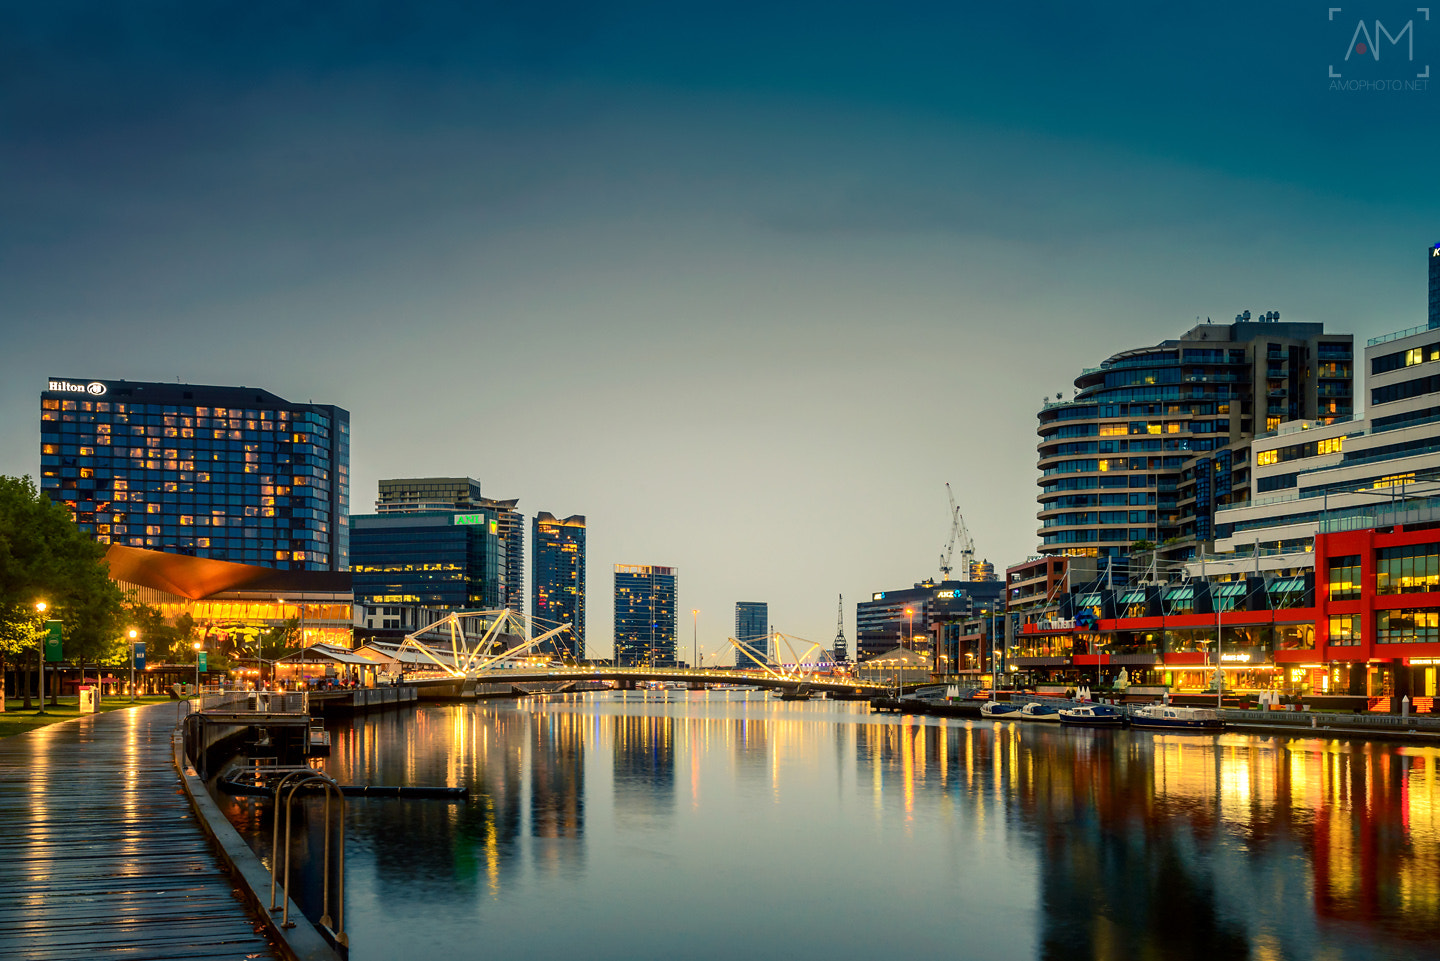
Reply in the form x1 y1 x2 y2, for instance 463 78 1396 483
1368 323 1436 347
195 690 310 714
270 769 348 948
1225 708 1440 732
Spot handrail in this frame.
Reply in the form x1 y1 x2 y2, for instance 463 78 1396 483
270 769 348 948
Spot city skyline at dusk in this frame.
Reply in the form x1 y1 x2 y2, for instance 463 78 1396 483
3 4 1438 656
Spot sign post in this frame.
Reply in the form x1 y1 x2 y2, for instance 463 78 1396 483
42 620 63 710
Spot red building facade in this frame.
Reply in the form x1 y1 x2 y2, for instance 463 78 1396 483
1011 524 1440 711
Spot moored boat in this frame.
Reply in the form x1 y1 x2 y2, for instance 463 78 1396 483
1018 702 1061 722
1058 704 1127 728
980 701 1023 718
1130 705 1224 732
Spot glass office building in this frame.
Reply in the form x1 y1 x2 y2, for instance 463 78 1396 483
40 377 349 570
375 477 524 611
1430 241 1440 329
532 512 586 659
613 565 677 667
734 601 768 666
350 511 502 609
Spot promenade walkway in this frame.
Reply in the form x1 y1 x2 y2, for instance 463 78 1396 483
0 700 281 961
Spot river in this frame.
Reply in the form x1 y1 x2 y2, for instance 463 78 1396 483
218 690 1440 960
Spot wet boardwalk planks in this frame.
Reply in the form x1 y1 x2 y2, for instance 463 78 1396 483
0 702 280 961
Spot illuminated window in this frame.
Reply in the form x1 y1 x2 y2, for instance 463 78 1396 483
1328 615 1360 646
1257 450 1278 466
1317 436 1342 455
1266 417 1281 431
1328 555 1360 600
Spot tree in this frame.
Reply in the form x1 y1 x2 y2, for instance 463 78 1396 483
0 475 125 705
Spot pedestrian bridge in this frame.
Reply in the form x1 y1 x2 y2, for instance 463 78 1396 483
407 666 886 696
396 609 889 696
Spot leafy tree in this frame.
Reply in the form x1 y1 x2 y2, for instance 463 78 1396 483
0 475 125 705
1130 539 1157 553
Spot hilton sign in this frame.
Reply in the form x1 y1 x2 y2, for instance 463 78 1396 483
47 380 106 395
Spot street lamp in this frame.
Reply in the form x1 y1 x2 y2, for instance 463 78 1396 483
904 608 914 650
193 641 203 695
692 609 699 670
128 629 139 702
35 601 48 716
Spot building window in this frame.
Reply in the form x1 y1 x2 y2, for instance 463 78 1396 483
1328 555 1361 601
1376 609 1440 644
1376 544 1440 595
1275 624 1315 650
1328 615 1360 646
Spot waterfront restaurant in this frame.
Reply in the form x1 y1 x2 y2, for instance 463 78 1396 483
1009 521 1440 712
106 543 353 651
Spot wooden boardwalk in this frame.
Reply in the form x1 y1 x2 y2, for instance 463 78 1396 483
0 701 281 961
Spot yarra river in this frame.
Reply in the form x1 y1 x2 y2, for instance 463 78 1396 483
219 691 1440 961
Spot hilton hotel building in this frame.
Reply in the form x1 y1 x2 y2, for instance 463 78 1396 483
40 378 350 571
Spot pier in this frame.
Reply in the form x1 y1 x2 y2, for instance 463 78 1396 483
0 701 281 961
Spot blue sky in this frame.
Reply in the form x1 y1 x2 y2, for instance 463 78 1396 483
3 2 1437 655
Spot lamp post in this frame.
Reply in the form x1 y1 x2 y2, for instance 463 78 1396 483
904 607 914 650
692 609 699 670
193 641 203 695
35 601 48 716
128 629 139 702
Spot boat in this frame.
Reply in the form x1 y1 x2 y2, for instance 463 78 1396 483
980 701 1023 718
1018 702 1061 722
1058 704 1128 728
1130 705 1225 732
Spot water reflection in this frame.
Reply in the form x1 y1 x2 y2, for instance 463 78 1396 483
226 692 1440 961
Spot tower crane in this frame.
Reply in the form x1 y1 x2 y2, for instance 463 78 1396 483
939 482 976 581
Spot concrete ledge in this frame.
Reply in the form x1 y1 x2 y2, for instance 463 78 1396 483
171 730 343 961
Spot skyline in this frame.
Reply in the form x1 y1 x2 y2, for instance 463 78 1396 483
3 4 1439 656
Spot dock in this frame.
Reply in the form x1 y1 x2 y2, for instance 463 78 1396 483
0 701 282 961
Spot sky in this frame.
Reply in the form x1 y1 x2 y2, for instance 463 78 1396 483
3 2 1439 658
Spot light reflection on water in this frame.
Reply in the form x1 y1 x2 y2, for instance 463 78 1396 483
224 691 1440 961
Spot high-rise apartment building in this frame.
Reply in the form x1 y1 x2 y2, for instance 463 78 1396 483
40 378 349 570
613 565 677 667
375 477 524 610
1037 315 1353 565
968 560 996 582
734 601 768 667
533 513 586 659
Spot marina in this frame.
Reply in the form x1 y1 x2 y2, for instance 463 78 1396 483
199 689 1440 961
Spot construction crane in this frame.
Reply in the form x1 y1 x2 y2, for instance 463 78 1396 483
939 482 976 581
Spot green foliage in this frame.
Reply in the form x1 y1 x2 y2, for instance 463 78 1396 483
0 474 126 667
1130 539 1157 553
